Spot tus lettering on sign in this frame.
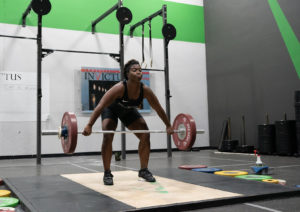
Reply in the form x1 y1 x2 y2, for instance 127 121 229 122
0 73 22 81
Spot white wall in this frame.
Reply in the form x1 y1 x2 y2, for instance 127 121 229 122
0 23 209 156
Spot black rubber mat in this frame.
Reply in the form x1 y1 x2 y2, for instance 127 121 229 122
4 168 300 212
4 175 133 212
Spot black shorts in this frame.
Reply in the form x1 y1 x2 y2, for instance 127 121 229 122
101 103 142 127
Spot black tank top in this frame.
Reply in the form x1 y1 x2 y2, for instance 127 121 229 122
115 80 144 109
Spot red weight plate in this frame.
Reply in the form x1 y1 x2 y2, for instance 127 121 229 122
172 113 197 150
0 178 3 185
61 112 78 154
178 165 207 170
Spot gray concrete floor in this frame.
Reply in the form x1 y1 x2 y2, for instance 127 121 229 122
0 149 300 211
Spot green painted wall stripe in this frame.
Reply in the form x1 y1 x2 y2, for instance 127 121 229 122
0 0 204 43
268 0 300 79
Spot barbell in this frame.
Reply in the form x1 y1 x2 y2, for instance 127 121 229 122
42 112 205 154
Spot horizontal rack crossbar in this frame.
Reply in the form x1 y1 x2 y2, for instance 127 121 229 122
0 34 37 40
42 48 119 56
143 68 164 72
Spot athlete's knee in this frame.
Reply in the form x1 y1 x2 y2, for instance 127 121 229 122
139 133 150 148
102 134 114 146
141 132 150 141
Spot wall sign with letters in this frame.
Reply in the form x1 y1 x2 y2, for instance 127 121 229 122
81 67 151 113
0 72 49 121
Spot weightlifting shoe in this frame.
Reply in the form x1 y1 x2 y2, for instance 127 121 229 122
138 168 156 182
103 170 114 185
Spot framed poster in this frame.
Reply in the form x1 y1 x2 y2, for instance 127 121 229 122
81 67 151 113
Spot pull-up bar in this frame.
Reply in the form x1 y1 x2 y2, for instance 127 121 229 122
129 7 164 37
91 2 121 34
91 0 132 34
22 0 33 27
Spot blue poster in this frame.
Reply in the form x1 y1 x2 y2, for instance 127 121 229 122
81 67 151 113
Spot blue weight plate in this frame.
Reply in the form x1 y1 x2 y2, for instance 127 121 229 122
192 168 223 173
